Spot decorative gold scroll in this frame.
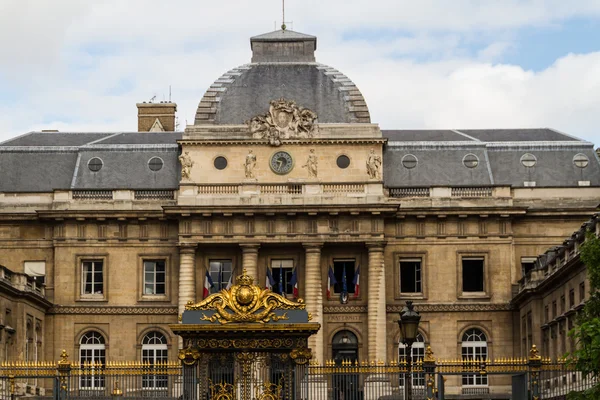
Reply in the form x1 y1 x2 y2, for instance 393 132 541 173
185 269 306 324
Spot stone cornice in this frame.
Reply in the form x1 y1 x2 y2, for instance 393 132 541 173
178 139 386 146
386 303 513 312
49 306 178 315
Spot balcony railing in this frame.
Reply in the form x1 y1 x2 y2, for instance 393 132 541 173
451 187 493 197
134 190 175 200
389 187 431 198
72 190 113 200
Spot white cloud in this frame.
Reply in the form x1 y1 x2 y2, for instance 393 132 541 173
1 1 599 145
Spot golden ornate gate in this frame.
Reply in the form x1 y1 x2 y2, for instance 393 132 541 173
170 269 320 400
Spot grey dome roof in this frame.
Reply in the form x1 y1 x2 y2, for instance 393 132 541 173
194 29 370 125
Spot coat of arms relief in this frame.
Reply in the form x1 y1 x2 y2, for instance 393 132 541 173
247 98 318 146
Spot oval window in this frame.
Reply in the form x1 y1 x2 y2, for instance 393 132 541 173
148 157 164 171
88 157 103 172
214 156 228 170
402 154 418 169
573 153 589 169
520 153 537 168
463 154 479 168
336 155 350 169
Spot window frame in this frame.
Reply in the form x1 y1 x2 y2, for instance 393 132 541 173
394 252 427 300
270 259 295 296
457 252 490 299
138 255 171 302
461 328 489 387
141 332 169 389
332 259 357 295
399 258 422 294
79 331 106 390
77 255 108 301
209 259 233 293
398 332 426 388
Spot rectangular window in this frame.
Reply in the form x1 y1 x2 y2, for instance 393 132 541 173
579 281 585 302
569 289 575 308
143 261 166 295
552 301 557 318
462 258 484 292
271 259 294 295
560 295 565 314
400 259 422 293
545 305 549 323
333 259 356 294
209 260 232 293
521 258 536 276
24 261 46 286
82 261 104 295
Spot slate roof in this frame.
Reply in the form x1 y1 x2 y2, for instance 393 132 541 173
382 129 600 188
195 63 370 125
0 132 181 192
0 132 114 147
250 29 317 44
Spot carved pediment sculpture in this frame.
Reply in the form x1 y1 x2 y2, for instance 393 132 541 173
247 98 318 146
186 269 306 324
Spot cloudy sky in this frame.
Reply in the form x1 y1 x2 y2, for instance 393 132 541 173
1 0 599 144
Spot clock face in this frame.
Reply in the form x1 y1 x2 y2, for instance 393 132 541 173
270 151 294 174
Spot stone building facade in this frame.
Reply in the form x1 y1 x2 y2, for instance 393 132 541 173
1 27 600 394
512 214 597 361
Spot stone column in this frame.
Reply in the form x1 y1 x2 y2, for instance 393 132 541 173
367 243 387 362
178 244 197 318
240 244 260 283
303 243 324 363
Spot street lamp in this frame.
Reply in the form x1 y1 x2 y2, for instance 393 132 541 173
398 301 421 400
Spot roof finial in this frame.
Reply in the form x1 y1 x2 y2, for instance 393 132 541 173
281 0 286 30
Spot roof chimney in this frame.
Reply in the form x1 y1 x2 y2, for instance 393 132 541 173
136 101 177 132
250 29 317 63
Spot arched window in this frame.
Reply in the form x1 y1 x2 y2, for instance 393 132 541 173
462 328 488 386
79 331 106 390
399 333 425 387
332 330 359 364
142 332 168 388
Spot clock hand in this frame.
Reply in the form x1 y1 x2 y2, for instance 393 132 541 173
277 160 283 169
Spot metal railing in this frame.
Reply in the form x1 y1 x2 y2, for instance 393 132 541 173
2 347 597 400
389 187 431 198
72 191 113 200
133 190 175 200
451 186 493 197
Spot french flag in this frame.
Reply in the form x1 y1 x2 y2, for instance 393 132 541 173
225 269 234 290
265 268 275 290
203 271 214 298
327 266 337 299
290 268 299 298
353 265 360 297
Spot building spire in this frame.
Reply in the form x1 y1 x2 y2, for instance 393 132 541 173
282 0 286 30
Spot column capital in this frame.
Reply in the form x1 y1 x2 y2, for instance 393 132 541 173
302 243 324 252
240 243 261 252
366 242 387 252
178 243 197 254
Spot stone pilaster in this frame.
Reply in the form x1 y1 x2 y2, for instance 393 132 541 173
240 244 260 282
303 243 324 363
367 243 386 362
178 244 197 318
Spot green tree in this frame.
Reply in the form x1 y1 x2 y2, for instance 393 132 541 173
567 231 600 399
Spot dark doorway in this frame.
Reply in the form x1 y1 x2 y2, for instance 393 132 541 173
332 330 359 400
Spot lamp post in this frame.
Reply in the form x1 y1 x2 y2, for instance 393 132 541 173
398 301 421 400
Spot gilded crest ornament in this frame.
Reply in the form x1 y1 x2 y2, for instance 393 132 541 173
247 98 318 146
186 269 306 324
